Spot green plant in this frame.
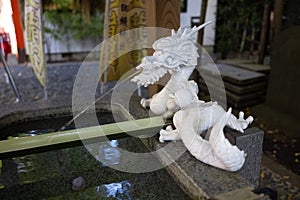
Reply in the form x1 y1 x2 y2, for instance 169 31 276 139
215 0 266 58
43 0 104 41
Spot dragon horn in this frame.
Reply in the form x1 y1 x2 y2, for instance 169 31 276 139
177 27 182 32
181 28 188 37
186 20 213 37
195 20 213 31
171 29 175 36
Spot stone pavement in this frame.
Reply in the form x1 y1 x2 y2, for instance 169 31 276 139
0 62 300 199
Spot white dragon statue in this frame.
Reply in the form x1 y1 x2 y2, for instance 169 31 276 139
131 22 254 171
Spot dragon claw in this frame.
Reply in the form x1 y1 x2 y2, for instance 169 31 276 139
159 129 167 143
159 136 165 143
159 128 181 142
246 116 254 124
140 98 150 108
239 111 244 120
166 125 173 131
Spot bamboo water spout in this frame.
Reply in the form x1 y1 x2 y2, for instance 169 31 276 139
0 117 165 159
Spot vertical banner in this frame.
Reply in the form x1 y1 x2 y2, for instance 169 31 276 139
25 0 47 91
100 0 147 82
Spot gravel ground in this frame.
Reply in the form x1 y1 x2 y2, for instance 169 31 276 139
0 63 300 199
0 62 82 104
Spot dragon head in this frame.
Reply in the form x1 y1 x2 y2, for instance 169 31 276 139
131 21 212 87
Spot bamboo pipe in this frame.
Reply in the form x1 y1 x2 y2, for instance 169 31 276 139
0 117 166 159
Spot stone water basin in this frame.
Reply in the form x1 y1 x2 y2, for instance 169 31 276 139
0 103 190 200
0 96 266 199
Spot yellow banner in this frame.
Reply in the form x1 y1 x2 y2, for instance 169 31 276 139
100 0 147 81
25 0 47 86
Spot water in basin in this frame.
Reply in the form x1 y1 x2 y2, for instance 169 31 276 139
0 112 190 199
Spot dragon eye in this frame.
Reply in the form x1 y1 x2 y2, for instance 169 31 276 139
154 50 164 57
167 57 173 65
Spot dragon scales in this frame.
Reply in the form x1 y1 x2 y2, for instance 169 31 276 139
131 22 253 171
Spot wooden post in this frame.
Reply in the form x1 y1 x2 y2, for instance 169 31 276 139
258 2 270 64
195 0 208 91
10 0 26 63
145 0 180 30
272 0 283 39
197 0 208 46
145 0 180 97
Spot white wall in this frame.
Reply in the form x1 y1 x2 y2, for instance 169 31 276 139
180 0 217 46
42 19 102 54
43 32 101 54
